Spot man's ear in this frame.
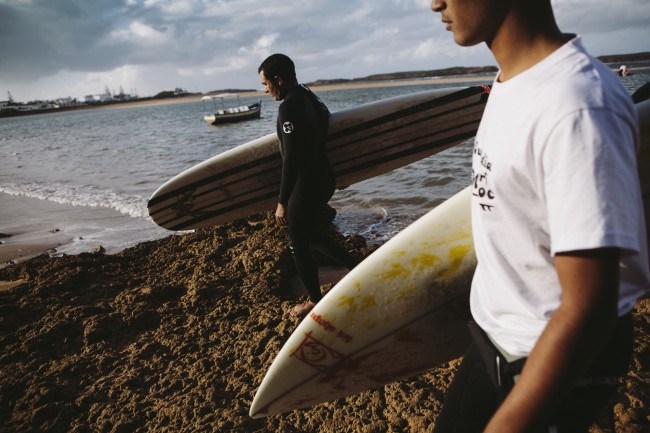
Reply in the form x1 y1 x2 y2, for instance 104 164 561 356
275 76 283 87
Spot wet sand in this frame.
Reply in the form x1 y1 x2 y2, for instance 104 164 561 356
0 211 648 432
0 193 167 268
1 195 79 266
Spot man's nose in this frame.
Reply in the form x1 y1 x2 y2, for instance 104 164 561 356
431 0 445 12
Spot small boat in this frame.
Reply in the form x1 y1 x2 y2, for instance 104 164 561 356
201 93 262 125
618 65 633 77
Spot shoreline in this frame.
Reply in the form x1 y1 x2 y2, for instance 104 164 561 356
98 75 496 110
1 74 493 267
1 193 76 267
0 192 171 268
0 75 494 116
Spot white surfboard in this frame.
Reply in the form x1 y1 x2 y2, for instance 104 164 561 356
250 185 476 418
249 98 650 418
148 85 490 230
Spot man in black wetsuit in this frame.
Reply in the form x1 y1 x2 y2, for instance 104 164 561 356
258 53 359 318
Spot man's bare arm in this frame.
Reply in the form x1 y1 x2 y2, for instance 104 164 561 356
484 248 620 433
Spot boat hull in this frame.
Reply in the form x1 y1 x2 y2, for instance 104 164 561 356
208 102 261 125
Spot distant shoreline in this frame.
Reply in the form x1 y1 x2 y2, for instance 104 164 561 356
0 74 496 117
103 74 495 110
2 51 648 117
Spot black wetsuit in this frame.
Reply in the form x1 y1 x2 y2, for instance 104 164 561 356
277 85 357 302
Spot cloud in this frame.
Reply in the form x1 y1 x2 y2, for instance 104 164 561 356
108 21 170 44
552 0 650 35
1 0 648 101
201 57 249 77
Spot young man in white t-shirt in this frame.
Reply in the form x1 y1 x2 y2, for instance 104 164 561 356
429 1 649 432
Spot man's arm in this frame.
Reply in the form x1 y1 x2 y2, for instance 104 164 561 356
484 248 620 433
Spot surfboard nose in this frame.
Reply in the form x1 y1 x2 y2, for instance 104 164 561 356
249 401 263 418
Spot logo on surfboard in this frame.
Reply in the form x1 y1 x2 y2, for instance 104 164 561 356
290 332 347 371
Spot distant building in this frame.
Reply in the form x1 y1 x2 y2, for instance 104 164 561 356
0 100 15 113
113 93 134 102
84 93 113 104
56 97 76 107
22 101 56 111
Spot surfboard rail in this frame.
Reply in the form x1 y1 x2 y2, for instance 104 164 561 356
148 85 491 231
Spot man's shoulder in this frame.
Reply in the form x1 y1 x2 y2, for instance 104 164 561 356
529 58 633 123
279 88 308 114
556 42 631 111
283 86 310 103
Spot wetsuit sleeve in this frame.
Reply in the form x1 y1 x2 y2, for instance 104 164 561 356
278 100 306 205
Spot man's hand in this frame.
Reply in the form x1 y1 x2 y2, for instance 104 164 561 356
275 203 288 225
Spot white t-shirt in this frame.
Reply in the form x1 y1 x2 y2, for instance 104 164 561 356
470 35 650 356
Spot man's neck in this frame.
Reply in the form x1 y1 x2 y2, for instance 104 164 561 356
280 80 299 100
488 6 567 82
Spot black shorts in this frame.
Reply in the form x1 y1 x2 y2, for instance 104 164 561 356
433 314 633 433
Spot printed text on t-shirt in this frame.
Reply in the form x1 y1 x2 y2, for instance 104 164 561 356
472 144 496 212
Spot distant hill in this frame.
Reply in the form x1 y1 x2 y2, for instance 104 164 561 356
200 52 649 96
597 51 650 64
205 89 259 95
305 51 650 87
306 66 497 87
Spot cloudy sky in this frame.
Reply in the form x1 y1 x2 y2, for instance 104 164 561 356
1 0 648 102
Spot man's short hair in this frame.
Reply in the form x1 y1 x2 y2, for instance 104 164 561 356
258 53 296 82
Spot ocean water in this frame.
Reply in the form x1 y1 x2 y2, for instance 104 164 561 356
1 71 649 257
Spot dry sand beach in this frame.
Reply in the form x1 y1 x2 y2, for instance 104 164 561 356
0 210 649 433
